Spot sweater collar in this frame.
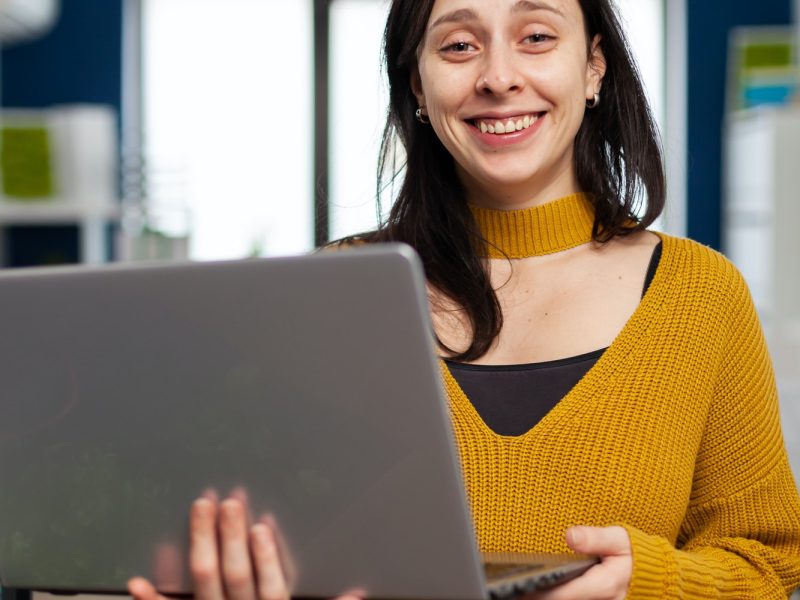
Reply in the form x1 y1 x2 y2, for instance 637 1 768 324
469 192 595 259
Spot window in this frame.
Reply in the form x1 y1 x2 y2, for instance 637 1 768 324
142 0 314 260
328 0 391 241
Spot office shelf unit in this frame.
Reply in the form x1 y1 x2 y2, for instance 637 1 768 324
0 105 120 266
0 202 119 266
724 104 800 482
724 105 800 334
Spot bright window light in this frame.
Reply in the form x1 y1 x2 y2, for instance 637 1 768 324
328 0 391 241
615 0 666 133
142 0 314 260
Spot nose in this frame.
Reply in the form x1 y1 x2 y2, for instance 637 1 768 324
476 44 525 96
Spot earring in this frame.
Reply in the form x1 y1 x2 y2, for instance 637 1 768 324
586 92 600 109
415 107 430 125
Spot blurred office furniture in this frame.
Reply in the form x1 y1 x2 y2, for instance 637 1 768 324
0 0 59 46
724 105 800 478
726 26 799 113
0 589 31 600
0 104 119 265
116 199 190 262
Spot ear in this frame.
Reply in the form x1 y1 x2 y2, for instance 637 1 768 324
586 34 607 97
410 66 426 107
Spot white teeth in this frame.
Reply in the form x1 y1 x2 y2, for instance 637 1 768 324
476 114 540 135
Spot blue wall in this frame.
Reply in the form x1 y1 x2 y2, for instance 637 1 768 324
687 2 792 250
1 0 122 112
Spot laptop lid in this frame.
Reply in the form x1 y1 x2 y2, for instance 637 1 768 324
0 244 487 599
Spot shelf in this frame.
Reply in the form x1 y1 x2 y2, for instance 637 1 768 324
0 201 121 264
0 201 120 225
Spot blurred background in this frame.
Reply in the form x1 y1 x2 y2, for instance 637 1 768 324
0 1 799 471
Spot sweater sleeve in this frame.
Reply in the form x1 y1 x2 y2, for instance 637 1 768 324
623 263 800 598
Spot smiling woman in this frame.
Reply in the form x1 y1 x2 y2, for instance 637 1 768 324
414 0 608 207
374 0 664 364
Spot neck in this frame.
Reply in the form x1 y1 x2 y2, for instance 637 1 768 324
469 192 595 259
456 156 580 210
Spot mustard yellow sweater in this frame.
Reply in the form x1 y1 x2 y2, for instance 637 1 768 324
441 197 800 598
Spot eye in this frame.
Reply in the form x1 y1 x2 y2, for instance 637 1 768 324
441 41 476 53
524 33 554 44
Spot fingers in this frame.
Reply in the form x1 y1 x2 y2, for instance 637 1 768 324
190 498 226 600
202 488 220 503
229 486 250 509
565 525 631 556
258 513 297 588
529 526 632 600
530 554 631 600
128 577 168 600
218 498 259 600
190 496 292 600
251 523 290 600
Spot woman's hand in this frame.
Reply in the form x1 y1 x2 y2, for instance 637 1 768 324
128 496 361 600
529 526 632 600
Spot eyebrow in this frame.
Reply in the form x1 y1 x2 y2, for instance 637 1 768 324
512 0 565 18
428 1 565 32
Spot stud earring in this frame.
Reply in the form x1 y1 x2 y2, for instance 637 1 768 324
415 107 430 125
586 92 600 109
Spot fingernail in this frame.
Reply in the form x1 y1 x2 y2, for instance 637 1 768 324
252 523 272 547
231 486 249 503
566 527 585 546
221 498 241 519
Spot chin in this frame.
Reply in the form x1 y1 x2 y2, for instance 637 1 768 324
477 169 545 191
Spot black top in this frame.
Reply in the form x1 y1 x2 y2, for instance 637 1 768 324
446 240 663 436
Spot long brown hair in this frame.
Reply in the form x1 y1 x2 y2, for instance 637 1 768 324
351 0 665 361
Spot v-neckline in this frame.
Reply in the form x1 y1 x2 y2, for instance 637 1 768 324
440 231 673 442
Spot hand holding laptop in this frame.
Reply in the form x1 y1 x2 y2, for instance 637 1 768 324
128 496 363 600
528 527 631 600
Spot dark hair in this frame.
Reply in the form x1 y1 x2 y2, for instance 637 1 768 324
357 0 665 361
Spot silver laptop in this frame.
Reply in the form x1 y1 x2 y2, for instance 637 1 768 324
0 244 596 599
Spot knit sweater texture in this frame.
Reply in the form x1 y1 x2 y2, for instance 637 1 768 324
441 194 800 598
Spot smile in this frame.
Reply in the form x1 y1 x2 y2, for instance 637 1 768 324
470 113 543 135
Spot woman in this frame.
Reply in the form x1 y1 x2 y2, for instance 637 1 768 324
130 0 800 598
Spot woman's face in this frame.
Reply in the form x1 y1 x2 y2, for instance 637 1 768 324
414 0 605 208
